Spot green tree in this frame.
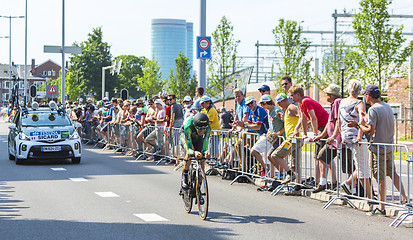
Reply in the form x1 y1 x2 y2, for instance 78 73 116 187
353 0 413 91
167 52 197 100
207 16 240 106
272 19 312 91
137 57 163 98
68 27 113 99
114 55 146 99
320 41 365 91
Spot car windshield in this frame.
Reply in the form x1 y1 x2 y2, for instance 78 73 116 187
21 111 71 127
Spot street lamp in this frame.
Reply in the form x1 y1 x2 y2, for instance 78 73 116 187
0 15 25 106
339 61 345 97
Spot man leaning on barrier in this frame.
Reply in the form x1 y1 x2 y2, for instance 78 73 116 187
289 85 329 188
355 85 408 216
272 93 302 184
259 94 294 180
311 84 341 193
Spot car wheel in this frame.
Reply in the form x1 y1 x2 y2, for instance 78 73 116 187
72 157 81 164
15 158 24 165
8 143 15 160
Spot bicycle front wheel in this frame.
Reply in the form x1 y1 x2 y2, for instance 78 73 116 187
196 168 209 220
182 168 193 213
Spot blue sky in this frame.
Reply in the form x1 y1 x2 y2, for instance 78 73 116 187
1 0 412 72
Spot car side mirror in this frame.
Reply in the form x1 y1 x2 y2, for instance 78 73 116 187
8 124 16 130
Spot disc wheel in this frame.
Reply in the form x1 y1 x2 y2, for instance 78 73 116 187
182 168 193 213
196 168 209 220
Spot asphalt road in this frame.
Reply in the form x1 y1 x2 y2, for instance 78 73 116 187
0 122 411 240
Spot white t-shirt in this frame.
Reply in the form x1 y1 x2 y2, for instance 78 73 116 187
156 109 166 127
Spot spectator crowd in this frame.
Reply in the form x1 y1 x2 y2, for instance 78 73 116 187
54 75 409 216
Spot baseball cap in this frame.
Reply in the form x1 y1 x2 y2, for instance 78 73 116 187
323 84 341 96
154 99 164 106
183 95 192 102
259 94 272 103
104 102 111 107
102 97 109 101
258 84 270 92
363 84 381 98
137 108 144 114
245 96 255 105
275 93 288 102
200 96 211 103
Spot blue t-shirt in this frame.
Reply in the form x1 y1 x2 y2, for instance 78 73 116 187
247 106 269 135
135 114 141 121
236 99 250 121
106 106 113 122
194 97 202 111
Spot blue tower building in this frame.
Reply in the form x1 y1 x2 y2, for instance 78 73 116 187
151 19 194 80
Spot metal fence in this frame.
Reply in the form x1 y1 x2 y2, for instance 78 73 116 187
79 122 413 227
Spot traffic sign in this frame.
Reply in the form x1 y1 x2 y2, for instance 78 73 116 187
47 85 57 93
197 36 211 59
46 85 59 99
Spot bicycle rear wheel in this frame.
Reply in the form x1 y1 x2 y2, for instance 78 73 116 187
196 168 209 220
182 167 193 213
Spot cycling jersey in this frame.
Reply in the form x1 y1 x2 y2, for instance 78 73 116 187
183 116 211 156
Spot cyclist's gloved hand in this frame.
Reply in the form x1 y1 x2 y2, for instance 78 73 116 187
194 151 203 159
204 151 211 159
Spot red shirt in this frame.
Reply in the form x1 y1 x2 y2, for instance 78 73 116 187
299 96 328 128
165 105 171 127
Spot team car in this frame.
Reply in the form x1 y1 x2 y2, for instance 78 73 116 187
8 101 82 165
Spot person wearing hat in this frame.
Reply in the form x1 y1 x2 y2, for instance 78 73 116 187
200 96 221 158
271 93 302 185
354 84 407 215
309 83 342 193
258 84 271 95
183 95 197 119
258 95 292 178
144 98 166 161
289 85 329 187
243 96 270 176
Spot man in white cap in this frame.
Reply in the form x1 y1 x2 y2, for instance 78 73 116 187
242 96 270 176
144 99 166 160
310 83 341 193
183 95 197 119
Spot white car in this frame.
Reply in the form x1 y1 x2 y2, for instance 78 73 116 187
8 102 82 165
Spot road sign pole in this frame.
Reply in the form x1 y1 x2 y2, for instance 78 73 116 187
199 0 206 89
61 0 65 103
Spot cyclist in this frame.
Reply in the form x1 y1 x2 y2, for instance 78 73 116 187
181 113 211 191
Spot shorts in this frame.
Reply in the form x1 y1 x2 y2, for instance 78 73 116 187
145 128 163 144
340 147 354 174
271 138 303 169
314 127 326 159
316 144 337 164
172 128 181 145
346 141 370 179
371 151 395 181
139 126 154 138
251 135 272 164
268 137 283 156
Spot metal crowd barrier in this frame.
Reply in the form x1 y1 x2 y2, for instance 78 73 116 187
89 123 413 227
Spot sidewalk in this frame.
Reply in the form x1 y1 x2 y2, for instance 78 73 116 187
254 178 413 227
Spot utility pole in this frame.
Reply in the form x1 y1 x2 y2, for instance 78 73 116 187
0 15 24 107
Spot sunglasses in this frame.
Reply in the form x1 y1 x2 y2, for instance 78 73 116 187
195 126 208 130
247 102 254 106
282 82 289 86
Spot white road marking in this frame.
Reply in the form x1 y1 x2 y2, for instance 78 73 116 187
51 168 66 171
134 213 169 222
95 192 119 198
69 178 88 182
